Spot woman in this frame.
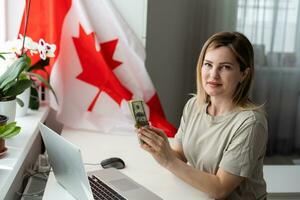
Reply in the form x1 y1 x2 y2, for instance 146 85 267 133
138 32 268 199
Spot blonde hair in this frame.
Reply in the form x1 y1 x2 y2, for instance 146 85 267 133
196 31 261 110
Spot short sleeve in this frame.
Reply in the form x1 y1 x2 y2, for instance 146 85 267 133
174 97 196 144
174 117 184 144
219 118 267 177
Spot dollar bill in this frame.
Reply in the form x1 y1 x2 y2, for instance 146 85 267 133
128 100 149 128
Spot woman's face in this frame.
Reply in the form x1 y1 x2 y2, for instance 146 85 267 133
201 46 247 101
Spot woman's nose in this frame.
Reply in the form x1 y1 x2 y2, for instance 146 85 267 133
210 67 220 79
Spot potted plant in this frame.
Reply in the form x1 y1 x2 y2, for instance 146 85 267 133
0 35 57 119
0 115 21 156
14 35 58 110
0 55 32 121
0 55 32 103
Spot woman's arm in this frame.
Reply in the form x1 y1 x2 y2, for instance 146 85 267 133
171 141 187 163
138 126 244 199
167 159 244 199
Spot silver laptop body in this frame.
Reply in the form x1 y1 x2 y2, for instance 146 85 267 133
39 123 162 200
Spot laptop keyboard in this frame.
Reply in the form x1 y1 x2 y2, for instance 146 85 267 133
88 175 126 200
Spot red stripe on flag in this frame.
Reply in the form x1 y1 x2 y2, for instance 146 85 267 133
147 94 177 137
19 0 72 73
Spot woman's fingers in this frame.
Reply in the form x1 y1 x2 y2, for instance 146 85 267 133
139 128 166 151
138 132 161 152
140 127 159 140
140 142 155 154
139 134 158 154
138 126 175 168
147 126 168 139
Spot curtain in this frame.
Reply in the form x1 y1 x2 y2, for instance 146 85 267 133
236 0 300 155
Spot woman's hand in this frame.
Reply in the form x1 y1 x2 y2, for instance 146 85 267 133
137 126 177 168
138 126 244 199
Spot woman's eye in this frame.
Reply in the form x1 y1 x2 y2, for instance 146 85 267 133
221 65 231 70
203 63 212 68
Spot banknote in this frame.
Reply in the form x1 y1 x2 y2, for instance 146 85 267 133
128 100 149 128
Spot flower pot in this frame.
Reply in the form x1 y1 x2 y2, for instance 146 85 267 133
0 115 8 155
0 138 5 155
16 88 30 117
0 97 16 123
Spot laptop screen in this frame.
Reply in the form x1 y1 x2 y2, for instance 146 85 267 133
39 123 94 200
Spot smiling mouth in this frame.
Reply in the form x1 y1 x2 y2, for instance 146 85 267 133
207 82 222 87
207 81 222 85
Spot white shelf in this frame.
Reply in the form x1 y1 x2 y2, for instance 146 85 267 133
0 106 50 200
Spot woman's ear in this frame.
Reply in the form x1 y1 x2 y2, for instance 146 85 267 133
240 67 250 83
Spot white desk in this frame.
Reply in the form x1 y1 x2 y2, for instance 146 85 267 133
43 127 212 200
0 106 50 200
263 165 300 199
42 127 300 200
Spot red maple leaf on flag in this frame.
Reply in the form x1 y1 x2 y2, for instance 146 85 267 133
73 25 132 111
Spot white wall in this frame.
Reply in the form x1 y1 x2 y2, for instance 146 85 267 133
110 0 147 45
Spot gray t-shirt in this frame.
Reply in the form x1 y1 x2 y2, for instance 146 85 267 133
175 97 267 200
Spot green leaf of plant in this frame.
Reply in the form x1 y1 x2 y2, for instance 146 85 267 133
29 86 39 110
24 54 31 66
2 80 16 93
4 121 16 129
3 126 21 139
19 72 29 80
4 79 32 97
28 58 50 72
0 125 5 133
0 52 13 60
0 122 17 138
0 57 29 89
26 72 58 104
16 97 25 107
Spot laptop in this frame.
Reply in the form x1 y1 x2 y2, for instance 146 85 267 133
39 123 162 200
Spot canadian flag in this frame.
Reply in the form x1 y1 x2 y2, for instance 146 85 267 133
15 0 177 136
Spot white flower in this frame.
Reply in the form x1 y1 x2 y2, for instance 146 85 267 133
5 40 22 55
38 39 56 60
19 34 39 55
0 35 55 60
2 35 38 56
0 35 56 75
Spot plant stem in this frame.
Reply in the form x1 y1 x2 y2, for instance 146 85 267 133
21 0 32 55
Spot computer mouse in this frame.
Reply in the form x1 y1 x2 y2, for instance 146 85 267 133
100 157 125 169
